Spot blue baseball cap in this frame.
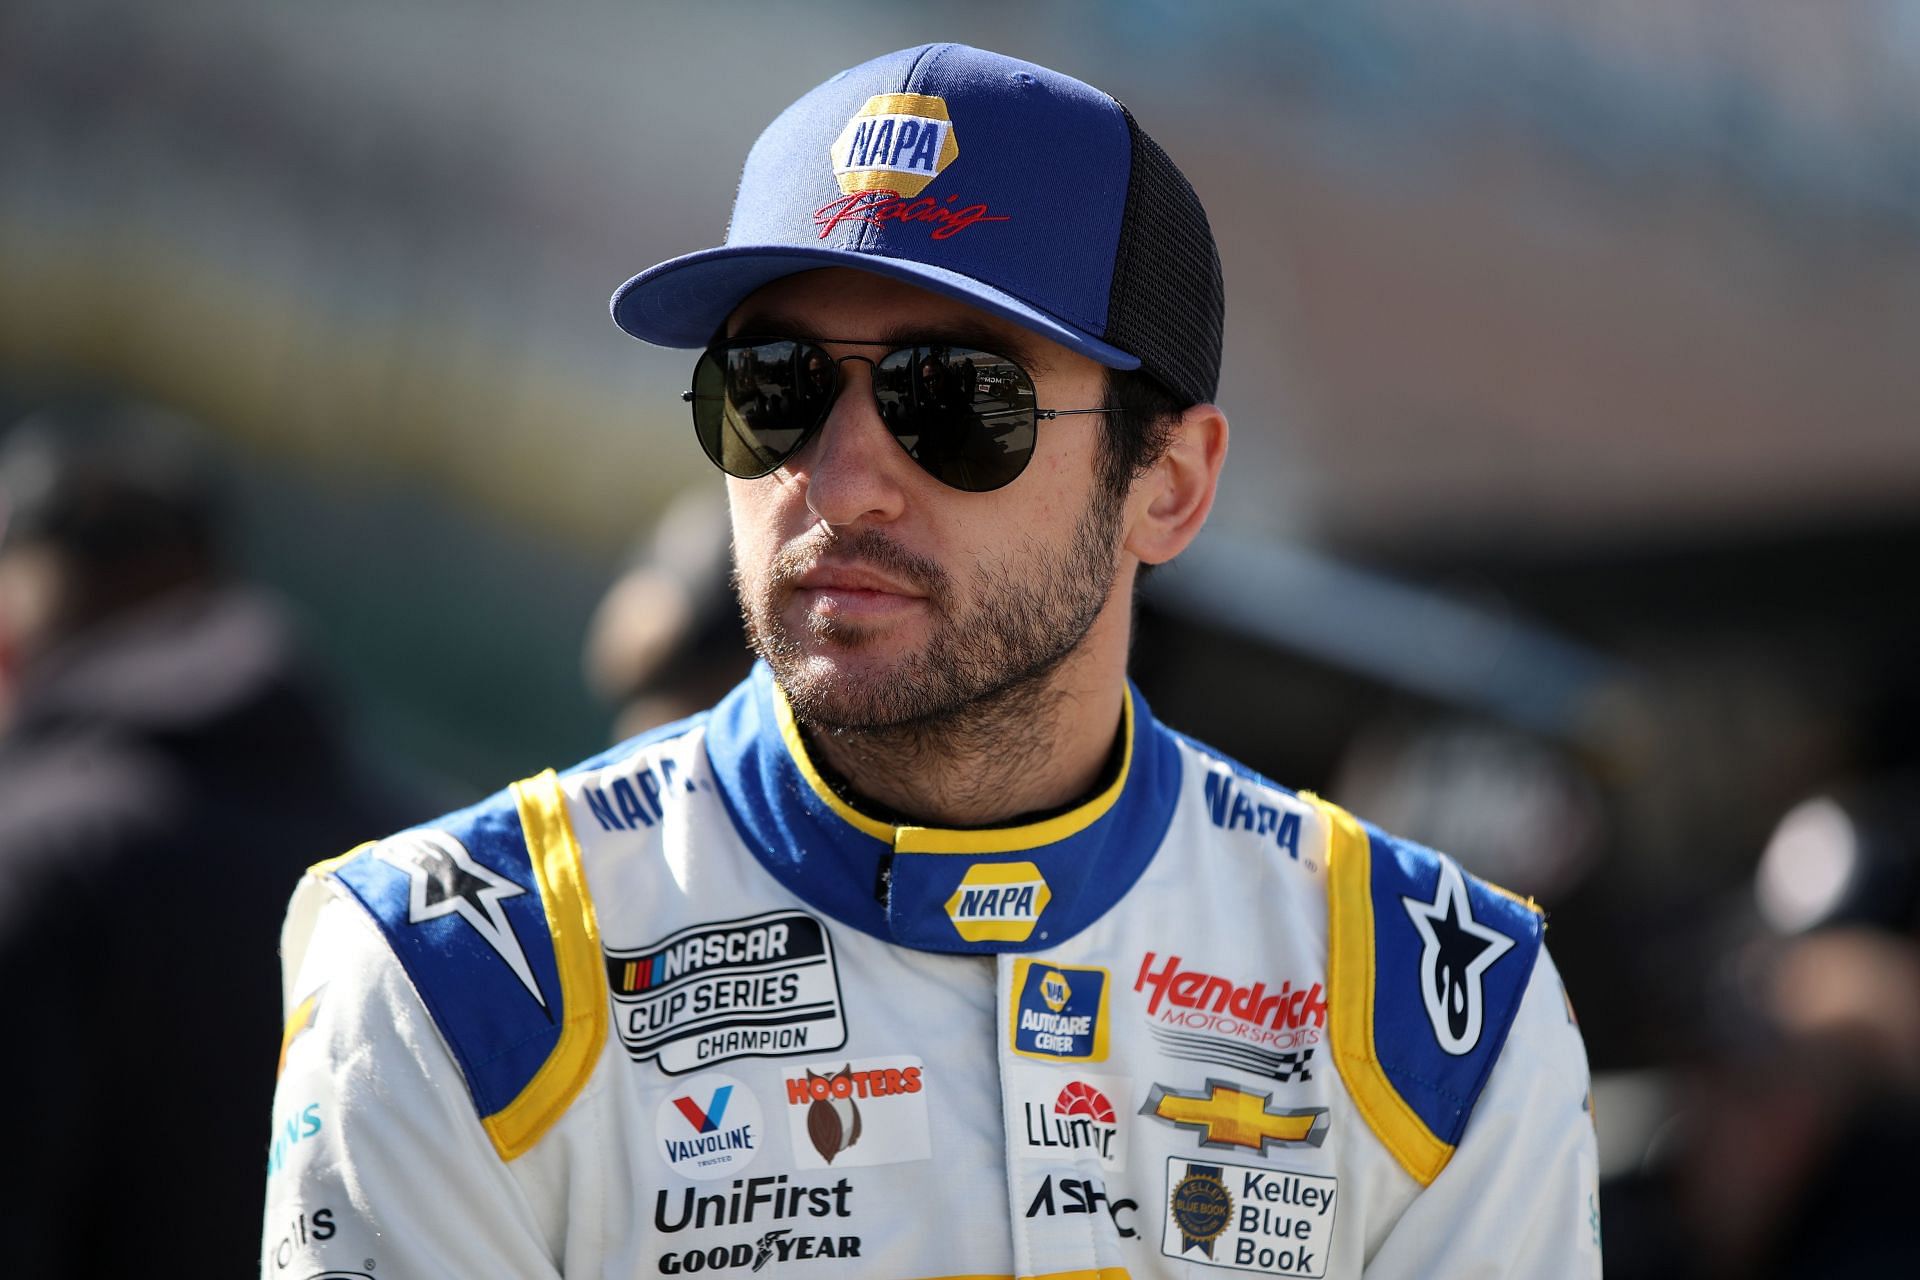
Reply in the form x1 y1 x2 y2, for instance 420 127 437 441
610 43 1223 407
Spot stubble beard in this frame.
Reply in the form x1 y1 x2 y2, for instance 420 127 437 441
736 485 1125 757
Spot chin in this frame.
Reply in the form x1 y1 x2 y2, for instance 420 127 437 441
767 641 959 732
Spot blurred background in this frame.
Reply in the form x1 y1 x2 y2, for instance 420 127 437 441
4 0 1918 1275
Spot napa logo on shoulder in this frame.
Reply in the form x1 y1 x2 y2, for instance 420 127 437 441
832 93 960 196
945 860 1052 943
1010 959 1111 1062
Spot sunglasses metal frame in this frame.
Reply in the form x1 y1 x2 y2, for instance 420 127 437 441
682 335 1118 492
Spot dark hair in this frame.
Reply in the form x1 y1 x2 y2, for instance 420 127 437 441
0 399 221 567
1095 367 1185 501
1094 367 1189 583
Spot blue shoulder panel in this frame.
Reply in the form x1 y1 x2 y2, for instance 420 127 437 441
1365 826 1542 1148
330 788 567 1125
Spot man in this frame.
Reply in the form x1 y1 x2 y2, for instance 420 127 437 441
264 45 1599 1278
0 401 416 1277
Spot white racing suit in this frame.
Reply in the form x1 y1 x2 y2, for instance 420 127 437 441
264 665 1601 1278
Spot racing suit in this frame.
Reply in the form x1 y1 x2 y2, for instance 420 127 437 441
264 665 1601 1278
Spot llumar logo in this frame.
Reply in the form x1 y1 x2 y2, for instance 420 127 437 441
831 94 959 196
945 861 1051 943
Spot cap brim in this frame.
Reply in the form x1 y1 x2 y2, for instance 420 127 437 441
610 244 1142 372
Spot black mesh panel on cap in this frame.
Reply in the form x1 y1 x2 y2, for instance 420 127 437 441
1103 104 1225 407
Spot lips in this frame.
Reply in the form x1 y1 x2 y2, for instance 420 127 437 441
792 562 926 599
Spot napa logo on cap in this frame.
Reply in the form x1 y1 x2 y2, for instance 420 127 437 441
944 860 1052 943
832 93 960 197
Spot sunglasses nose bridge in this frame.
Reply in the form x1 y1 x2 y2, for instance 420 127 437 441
813 350 885 433
786 350 917 527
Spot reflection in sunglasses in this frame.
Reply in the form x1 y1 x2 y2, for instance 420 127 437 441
691 337 1106 492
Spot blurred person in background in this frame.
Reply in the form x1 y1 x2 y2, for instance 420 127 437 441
1603 778 1920 1279
582 488 753 742
0 397 418 1278
263 45 1596 1278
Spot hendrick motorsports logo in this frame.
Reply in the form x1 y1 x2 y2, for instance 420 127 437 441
1009 959 1110 1062
1135 951 1326 1051
1162 1158 1338 1277
607 910 847 1074
1150 1024 1314 1084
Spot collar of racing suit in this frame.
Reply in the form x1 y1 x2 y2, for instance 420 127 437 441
701 662 1184 954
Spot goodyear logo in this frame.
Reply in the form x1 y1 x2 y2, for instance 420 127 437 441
831 93 960 197
944 861 1051 943
1010 959 1110 1062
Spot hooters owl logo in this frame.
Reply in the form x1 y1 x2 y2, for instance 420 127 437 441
831 93 960 196
804 1065 863 1164
781 1055 931 1170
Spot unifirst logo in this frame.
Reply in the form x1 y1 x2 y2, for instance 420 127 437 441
831 93 960 196
945 861 1052 943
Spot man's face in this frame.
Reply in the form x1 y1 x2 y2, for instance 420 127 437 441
724 268 1127 732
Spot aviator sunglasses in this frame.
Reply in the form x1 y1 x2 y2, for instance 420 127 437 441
683 337 1118 493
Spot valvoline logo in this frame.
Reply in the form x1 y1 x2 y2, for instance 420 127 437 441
831 93 959 196
944 861 1052 943
672 1084 733 1133
1010 959 1110 1062
655 1073 762 1181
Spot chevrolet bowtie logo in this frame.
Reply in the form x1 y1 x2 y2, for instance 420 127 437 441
1140 1080 1330 1154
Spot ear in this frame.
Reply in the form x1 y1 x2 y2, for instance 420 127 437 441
1123 403 1229 566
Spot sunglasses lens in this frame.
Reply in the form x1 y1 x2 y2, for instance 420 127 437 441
873 346 1038 492
690 341 835 478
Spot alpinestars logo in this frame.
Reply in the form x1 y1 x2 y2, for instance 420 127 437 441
375 830 543 1007
1401 857 1515 1055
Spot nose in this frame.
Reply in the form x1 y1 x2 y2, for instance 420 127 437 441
788 356 911 528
